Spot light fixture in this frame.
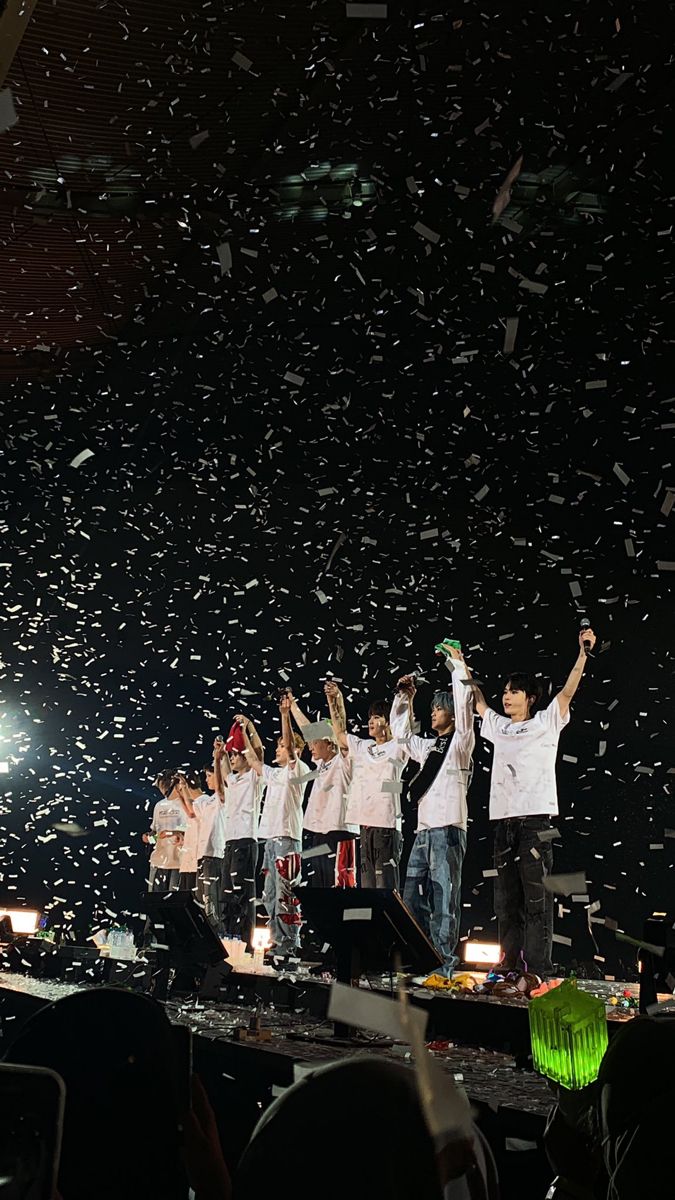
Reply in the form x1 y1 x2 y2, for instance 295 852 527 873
463 940 501 966
251 926 273 971
0 909 41 935
251 927 272 952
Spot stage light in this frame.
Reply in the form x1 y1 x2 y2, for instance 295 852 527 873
0 762 9 774
463 940 501 966
251 926 273 972
0 908 41 935
251 927 272 952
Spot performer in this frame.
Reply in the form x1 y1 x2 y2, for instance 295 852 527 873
143 770 185 892
289 691 356 887
471 627 597 979
213 716 263 946
390 642 475 976
194 766 225 937
174 770 201 893
249 695 310 958
324 683 407 889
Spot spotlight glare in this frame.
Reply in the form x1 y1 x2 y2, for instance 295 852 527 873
463 940 501 966
0 909 41 935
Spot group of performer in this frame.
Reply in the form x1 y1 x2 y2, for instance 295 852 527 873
143 627 596 979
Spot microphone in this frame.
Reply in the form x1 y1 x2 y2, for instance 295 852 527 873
580 617 592 656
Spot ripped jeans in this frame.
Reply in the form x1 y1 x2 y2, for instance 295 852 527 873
262 836 302 955
493 816 554 977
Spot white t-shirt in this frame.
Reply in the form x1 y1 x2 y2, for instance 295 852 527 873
259 759 310 842
178 804 200 874
195 793 225 859
390 658 475 832
344 735 407 829
303 752 356 835
221 769 262 842
149 797 186 870
480 696 570 820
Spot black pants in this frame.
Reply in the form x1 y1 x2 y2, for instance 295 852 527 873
196 855 224 937
494 816 554 977
222 839 257 944
178 871 197 892
303 830 356 888
360 826 402 889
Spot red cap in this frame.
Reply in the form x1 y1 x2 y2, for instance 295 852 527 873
225 721 246 754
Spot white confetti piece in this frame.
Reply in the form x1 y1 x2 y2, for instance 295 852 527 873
503 317 519 354
413 221 440 244
70 449 95 469
345 2 388 16
544 871 587 896
231 51 252 70
217 242 232 275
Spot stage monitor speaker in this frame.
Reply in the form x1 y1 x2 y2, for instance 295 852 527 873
143 891 230 1000
300 887 442 982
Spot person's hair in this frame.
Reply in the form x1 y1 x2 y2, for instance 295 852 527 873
431 689 455 716
177 768 201 790
277 732 305 753
234 1056 445 1200
154 768 178 795
503 672 543 709
596 1014 675 1195
2 988 187 1200
367 699 389 719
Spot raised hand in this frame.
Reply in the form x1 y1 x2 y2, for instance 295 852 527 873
578 628 597 653
324 681 340 701
439 640 464 661
397 674 417 697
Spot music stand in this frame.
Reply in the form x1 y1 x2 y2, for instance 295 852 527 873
144 891 229 1000
300 889 442 1037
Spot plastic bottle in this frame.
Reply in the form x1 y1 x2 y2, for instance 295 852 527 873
529 977 608 1090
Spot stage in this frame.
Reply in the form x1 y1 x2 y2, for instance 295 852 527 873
0 955 649 1189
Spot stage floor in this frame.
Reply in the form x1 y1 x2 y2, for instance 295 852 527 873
0 966 642 1120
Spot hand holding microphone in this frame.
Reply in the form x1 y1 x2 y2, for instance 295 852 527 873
579 618 597 656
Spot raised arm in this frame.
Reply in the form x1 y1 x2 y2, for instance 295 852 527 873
435 639 487 718
288 690 311 729
324 681 348 751
556 628 596 718
279 695 297 763
176 775 196 820
442 643 474 737
390 674 416 738
213 737 230 803
471 684 489 719
234 715 264 776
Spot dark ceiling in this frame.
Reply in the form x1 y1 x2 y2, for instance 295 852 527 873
1 2 671 384
0 3 672 966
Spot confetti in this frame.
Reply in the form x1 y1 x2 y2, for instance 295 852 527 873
69 449 95 469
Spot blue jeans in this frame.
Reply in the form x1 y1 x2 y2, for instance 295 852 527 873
403 826 466 974
262 837 302 954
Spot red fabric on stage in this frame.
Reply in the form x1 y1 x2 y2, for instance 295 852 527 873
274 851 303 928
336 839 356 888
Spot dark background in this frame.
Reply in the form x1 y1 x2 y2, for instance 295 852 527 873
0 1 672 978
